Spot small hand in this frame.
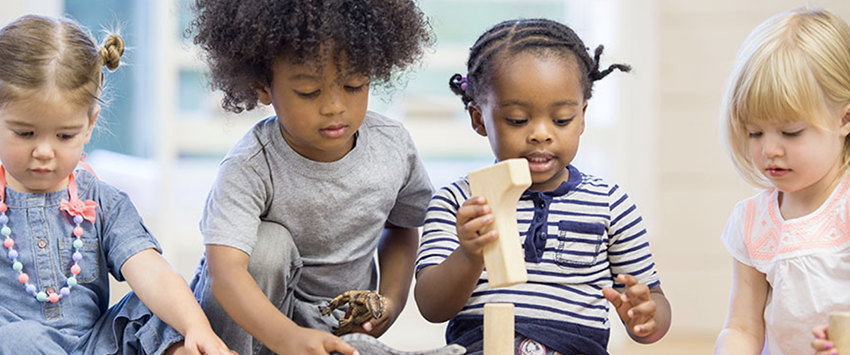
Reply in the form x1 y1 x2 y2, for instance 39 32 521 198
178 327 239 355
352 297 397 338
278 326 359 355
455 196 497 263
813 324 838 355
602 274 657 338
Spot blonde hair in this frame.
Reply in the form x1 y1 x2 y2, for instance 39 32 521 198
0 14 125 114
720 7 850 188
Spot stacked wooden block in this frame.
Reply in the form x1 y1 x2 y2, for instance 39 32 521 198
468 159 532 355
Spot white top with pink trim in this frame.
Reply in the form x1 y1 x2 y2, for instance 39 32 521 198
721 174 850 355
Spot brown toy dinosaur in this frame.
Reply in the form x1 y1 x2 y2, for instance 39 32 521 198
319 290 387 335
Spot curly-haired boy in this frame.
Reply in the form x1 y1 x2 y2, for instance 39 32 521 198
185 0 435 354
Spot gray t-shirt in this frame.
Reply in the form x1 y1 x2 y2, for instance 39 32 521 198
200 111 433 299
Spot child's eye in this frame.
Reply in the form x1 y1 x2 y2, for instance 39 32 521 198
554 118 574 126
294 90 320 99
344 83 369 93
505 118 527 125
782 130 803 137
58 133 77 140
747 131 762 138
13 130 33 138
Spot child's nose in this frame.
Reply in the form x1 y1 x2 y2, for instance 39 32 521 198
319 89 345 116
762 138 783 157
528 122 553 143
32 141 55 160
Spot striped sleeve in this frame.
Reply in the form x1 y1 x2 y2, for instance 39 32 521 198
415 180 469 274
606 184 660 291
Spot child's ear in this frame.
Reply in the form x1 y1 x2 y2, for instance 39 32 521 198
468 102 487 137
85 105 100 144
253 83 273 106
580 101 588 135
840 103 850 137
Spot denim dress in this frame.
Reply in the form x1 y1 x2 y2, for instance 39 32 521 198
0 170 182 354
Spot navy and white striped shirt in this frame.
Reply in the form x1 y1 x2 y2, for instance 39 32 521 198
416 165 660 354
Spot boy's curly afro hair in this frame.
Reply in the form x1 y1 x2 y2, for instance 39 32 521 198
189 0 433 113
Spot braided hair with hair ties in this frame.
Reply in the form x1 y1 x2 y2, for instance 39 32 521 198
449 18 630 108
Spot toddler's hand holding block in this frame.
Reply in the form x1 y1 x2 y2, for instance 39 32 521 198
468 158 531 288
830 312 850 355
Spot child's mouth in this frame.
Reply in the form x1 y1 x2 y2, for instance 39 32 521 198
320 125 348 139
525 153 556 173
767 168 789 178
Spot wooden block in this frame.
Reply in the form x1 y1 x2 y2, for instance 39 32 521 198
484 303 514 355
468 158 531 289
830 312 850 354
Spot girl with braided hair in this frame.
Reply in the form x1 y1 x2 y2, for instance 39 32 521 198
415 18 671 355
0 14 234 355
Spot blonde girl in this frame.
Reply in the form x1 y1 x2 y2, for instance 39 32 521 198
715 7 850 355
0 14 234 355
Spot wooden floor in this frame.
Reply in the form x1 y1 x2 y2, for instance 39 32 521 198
609 337 715 355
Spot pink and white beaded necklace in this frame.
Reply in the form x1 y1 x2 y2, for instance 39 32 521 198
0 165 98 303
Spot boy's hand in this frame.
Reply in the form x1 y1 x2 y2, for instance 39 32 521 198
280 327 359 355
352 297 397 337
456 196 498 263
602 274 657 338
812 324 838 355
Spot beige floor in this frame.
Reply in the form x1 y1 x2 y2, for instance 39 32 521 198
609 337 715 355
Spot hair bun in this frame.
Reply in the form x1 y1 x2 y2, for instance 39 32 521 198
99 34 125 71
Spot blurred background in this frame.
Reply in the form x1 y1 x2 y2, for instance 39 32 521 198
3 0 850 353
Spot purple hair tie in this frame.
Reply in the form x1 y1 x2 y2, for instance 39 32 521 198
460 76 468 91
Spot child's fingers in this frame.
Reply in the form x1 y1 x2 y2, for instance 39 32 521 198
207 347 235 355
624 282 650 306
633 319 656 337
601 287 622 308
628 299 657 319
456 206 490 228
458 197 489 218
365 315 390 334
457 214 493 238
460 231 498 257
184 343 202 355
325 337 359 355
813 324 829 339
461 196 488 207
617 274 639 288
457 197 489 215
196 337 235 355
811 337 833 351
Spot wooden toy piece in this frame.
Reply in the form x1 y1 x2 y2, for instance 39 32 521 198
830 312 850 354
468 158 531 288
484 303 514 355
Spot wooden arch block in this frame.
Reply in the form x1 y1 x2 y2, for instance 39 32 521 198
468 158 531 289
484 303 515 355
830 312 850 355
